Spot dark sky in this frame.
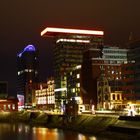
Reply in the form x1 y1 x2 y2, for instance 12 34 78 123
0 0 140 95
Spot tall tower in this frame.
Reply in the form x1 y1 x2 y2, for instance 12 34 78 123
17 45 38 106
41 27 104 108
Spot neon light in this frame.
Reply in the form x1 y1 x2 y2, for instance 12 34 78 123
24 45 36 52
41 27 104 36
56 38 90 43
17 45 36 57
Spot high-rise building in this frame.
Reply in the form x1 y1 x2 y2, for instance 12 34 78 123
81 46 127 109
41 27 104 108
122 40 140 101
66 65 81 103
103 46 128 64
17 45 38 106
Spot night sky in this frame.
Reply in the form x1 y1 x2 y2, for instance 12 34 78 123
0 0 140 95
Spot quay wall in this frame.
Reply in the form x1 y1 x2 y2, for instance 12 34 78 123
0 111 140 139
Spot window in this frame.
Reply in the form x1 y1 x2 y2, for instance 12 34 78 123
3 105 6 110
72 88 75 93
12 104 15 110
77 74 80 79
105 88 108 92
112 94 115 100
117 94 120 100
8 104 11 110
77 83 80 87
105 95 108 100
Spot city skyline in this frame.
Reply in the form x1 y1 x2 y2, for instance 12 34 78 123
0 1 140 95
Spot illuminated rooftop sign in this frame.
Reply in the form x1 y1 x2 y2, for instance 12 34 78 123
17 45 36 57
41 27 104 36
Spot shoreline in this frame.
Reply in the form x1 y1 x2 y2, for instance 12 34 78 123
0 111 140 139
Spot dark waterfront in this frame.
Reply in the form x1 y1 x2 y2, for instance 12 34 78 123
0 123 109 140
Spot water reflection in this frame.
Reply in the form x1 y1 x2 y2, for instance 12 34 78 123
0 123 107 140
32 127 58 140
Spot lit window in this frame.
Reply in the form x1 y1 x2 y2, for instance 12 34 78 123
77 74 80 79
12 104 15 110
8 104 11 110
18 71 20 75
77 83 80 87
72 88 75 93
3 105 6 110
25 69 28 72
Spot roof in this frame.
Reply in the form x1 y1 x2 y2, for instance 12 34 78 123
41 27 104 37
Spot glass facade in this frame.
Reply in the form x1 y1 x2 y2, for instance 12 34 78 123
17 45 38 106
127 41 140 100
54 35 103 106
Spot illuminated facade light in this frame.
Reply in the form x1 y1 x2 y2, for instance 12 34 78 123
77 74 80 79
77 83 80 87
72 88 75 93
41 27 104 36
54 88 67 92
17 45 36 58
56 38 90 43
76 65 81 69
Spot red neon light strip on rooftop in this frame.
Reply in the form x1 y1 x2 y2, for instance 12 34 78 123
41 27 104 36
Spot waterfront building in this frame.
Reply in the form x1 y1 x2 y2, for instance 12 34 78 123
47 78 55 109
81 45 127 109
97 77 123 110
97 77 110 110
81 48 102 109
121 62 135 100
17 45 39 107
103 45 128 65
35 82 47 109
0 97 18 112
41 27 104 109
122 40 140 104
63 45 127 110
35 78 55 110
66 65 82 104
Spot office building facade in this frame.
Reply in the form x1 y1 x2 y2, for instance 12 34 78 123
122 40 140 101
17 45 38 106
66 65 82 104
41 27 104 108
35 78 55 110
81 46 127 109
